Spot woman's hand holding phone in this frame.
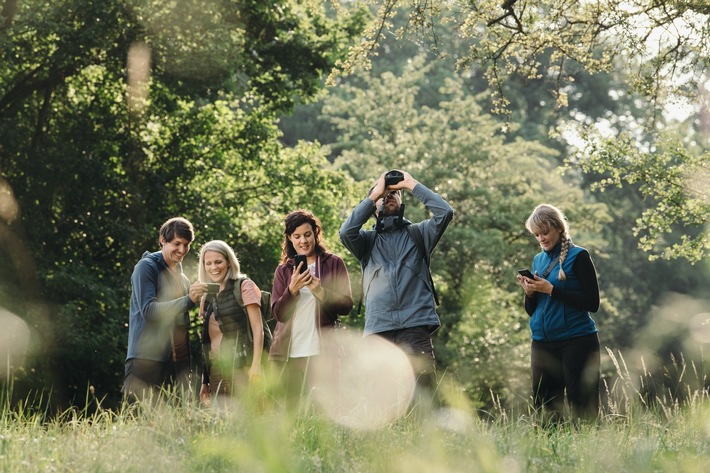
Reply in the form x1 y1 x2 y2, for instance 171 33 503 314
517 269 554 295
294 254 308 274
517 269 537 297
517 269 536 280
289 254 312 295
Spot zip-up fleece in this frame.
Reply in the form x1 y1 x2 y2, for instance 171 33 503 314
339 183 453 336
269 252 353 362
126 251 195 362
527 244 599 342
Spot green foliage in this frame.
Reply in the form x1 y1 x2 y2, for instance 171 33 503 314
573 130 710 263
2 0 709 415
341 1 709 116
319 53 611 407
282 4 710 412
331 1 710 263
0 0 365 407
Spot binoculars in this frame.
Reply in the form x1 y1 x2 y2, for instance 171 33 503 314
384 170 404 187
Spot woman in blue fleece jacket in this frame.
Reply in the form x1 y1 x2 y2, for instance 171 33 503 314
517 204 601 421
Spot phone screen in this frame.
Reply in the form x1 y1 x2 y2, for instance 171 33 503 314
295 255 308 273
518 269 535 279
206 283 220 294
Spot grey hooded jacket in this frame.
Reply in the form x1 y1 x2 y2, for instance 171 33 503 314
339 183 453 336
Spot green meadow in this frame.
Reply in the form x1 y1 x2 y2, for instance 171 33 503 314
2 2 709 472
3 360 710 473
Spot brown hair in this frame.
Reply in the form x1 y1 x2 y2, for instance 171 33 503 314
159 217 194 244
280 209 328 264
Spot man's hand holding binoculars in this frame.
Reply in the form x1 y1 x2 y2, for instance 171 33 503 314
369 170 418 202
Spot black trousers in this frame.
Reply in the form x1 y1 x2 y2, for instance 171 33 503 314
272 356 314 411
123 358 192 402
373 326 438 409
531 333 600 420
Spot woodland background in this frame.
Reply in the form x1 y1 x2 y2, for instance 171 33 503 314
1 0 709 413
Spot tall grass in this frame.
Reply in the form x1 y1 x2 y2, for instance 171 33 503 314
2 354 710 473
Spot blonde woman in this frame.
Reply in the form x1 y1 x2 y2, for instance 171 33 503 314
517 204 601 421
198 240 264 402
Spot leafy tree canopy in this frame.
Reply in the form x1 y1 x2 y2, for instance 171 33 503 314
332 0 710 262
0 0 366 406
336 1 708 113
322 54 611 404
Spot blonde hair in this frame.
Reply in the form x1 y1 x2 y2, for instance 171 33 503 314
198 240 244 283
525 204 572 281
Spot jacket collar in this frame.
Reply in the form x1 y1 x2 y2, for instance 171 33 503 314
143 250 182 273
544 242 562 258
374 215 412 233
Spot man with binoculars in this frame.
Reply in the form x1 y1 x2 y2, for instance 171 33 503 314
339 170 453 409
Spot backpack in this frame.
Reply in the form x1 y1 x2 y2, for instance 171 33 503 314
232 277 273 351
356 224 439 313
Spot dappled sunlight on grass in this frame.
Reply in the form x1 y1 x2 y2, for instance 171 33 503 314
2 291 710 472
601 292 710 422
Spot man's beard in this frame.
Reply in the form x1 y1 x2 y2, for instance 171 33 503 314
382 201 399 216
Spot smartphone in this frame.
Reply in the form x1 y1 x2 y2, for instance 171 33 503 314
205 283 220 294
517 269 536 279
294 254 308 273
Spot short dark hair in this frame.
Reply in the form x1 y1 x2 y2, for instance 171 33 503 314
159 217 194 243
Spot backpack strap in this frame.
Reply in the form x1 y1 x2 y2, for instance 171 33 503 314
406 224 439 306
539 243 575 279
356 232 378 314
540 256 560 279
232 277 247 308
356 225 440 313
233 277 272 348
232 277 253 340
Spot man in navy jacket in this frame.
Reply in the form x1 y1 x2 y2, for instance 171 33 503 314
123 217 207 402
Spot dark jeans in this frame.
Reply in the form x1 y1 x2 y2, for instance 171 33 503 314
123 358 192 403
272 356 315 411
373 326 438 409
531 333 600 421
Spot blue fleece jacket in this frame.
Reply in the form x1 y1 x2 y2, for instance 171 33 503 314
526 244 600 342
125 251 195 362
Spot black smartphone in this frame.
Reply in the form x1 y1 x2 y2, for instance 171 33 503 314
517 269 536 279
294 254 308 273
205 283 220 294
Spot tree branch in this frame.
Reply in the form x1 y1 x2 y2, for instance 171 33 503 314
487 0 521 31
0 65 78 115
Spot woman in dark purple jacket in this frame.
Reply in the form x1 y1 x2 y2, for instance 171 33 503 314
269 209 353 405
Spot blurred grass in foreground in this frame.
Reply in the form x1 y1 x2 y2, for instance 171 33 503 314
2 359 710 473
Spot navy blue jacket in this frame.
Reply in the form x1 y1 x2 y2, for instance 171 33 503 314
126 251 195 362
